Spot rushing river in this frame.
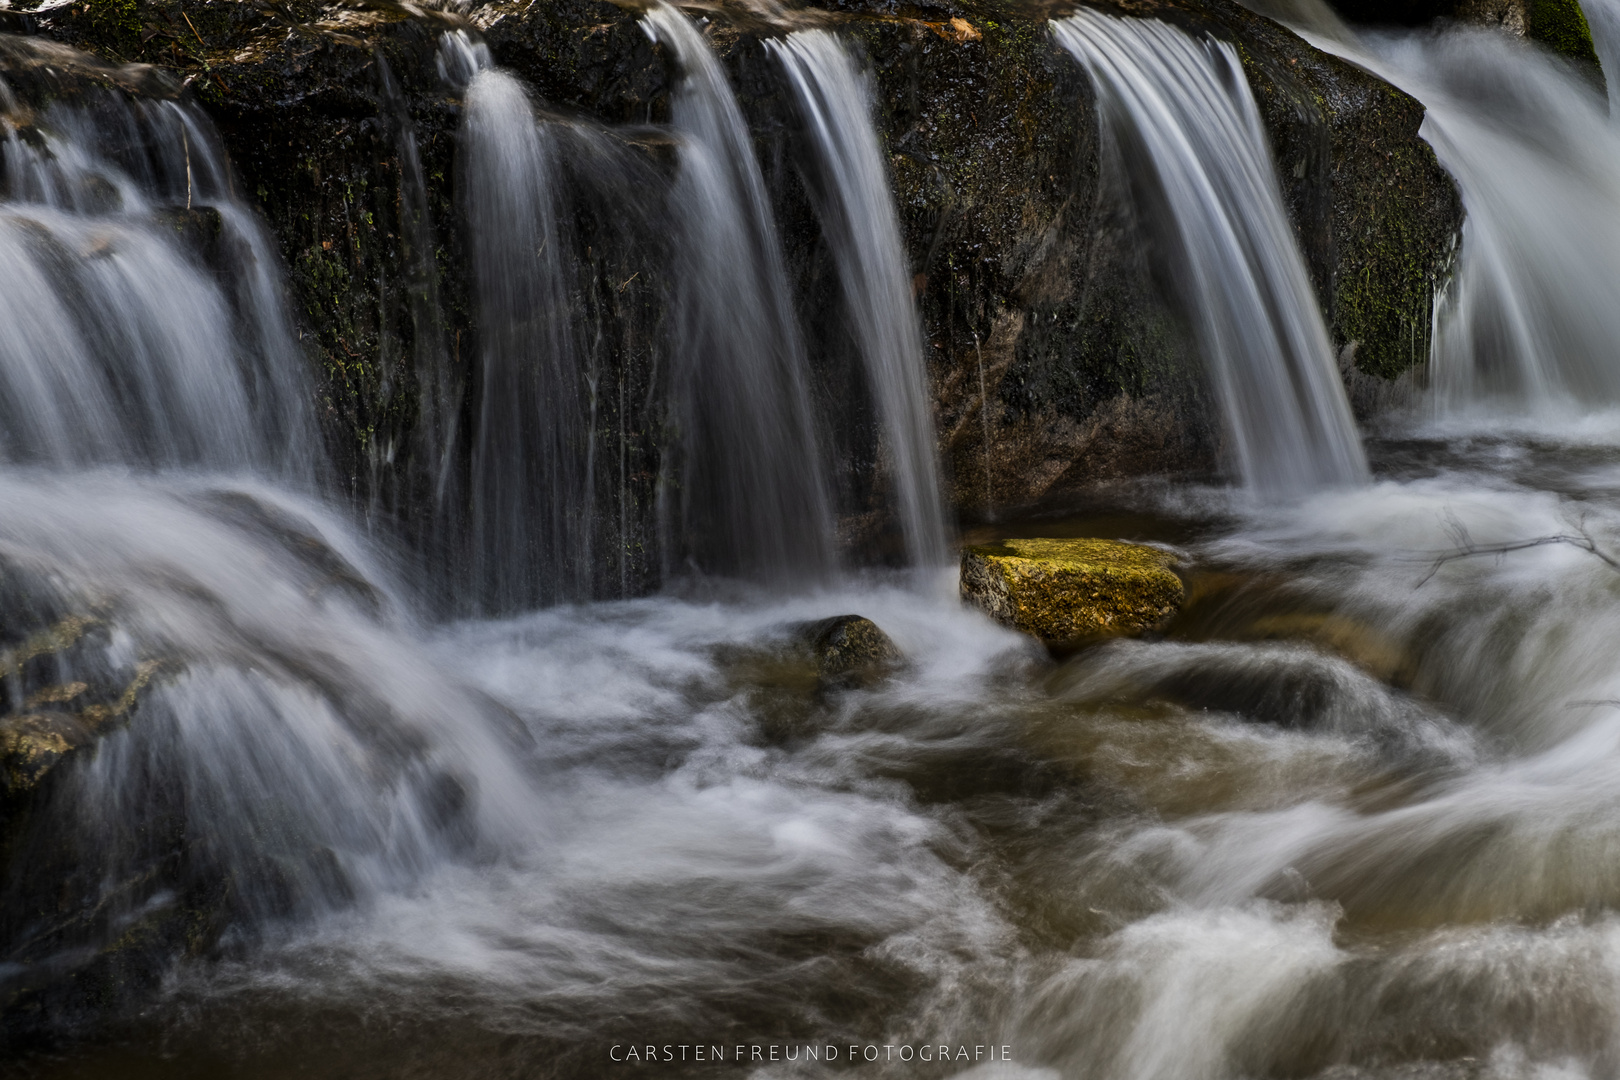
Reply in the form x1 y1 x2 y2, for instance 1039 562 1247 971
14 407 1620 1079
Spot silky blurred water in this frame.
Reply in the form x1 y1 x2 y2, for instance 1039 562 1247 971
15 10 1620 1080
9 413 1620 1079
1054 11 1368 498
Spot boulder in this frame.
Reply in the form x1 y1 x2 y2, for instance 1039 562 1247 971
960 538 1184 641
796 614 904 687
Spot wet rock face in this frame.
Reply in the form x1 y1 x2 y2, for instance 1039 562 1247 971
847 9 1212 522
0 592 196 1051
0 610 171 803
1215 0 1462 383
961 537 1184 641
0 615 141 802
1324 0 1456 24
15 0 1461 551
1329 0 1602 73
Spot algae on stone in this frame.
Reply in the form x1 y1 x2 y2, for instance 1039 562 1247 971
1528 0 1602 68
0 658 168 801
960 538 1184 642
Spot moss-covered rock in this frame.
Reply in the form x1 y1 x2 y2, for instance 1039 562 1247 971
0 613 167 801
794 613 903 687
961 537 1184 641
0 710 94 800
1527 0 1601 67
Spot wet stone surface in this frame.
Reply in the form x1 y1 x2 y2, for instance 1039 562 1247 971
960 536 1185 642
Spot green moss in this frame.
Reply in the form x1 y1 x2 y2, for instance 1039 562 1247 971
960 538 1185 642
1332 174 1450 379
80 0 142 59
1528 0 1602 68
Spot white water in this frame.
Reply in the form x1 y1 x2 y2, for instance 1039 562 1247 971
11 475 532 923
1010 441 1620 1078
2 468 1023 1055
770 30 948 570
0 91 312 475
21 11 1620 1080
34 430 1620 1080
1259 0 1620 419
642 3 838 581
440 31 592 611
1053 11 1368 498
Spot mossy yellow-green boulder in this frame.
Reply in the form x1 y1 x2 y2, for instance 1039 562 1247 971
960 538 1184 642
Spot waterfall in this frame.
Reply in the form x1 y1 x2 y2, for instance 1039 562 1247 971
0 91 313 476
642 3 837 581
440 30 592 611
769 30 947 569
1265 1 1620 417
1053 12 1368 497
0 475 538 940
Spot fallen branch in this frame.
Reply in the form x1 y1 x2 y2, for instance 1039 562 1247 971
1410 510 1620 587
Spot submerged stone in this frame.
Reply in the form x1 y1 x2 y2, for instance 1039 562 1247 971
0 657 166 802
960 538 1184 642
0 709 92 799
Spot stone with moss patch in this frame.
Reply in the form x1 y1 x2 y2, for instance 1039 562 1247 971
0 657 168 801
1529 0 1602 69
795 614 903 687
961 538 1184 642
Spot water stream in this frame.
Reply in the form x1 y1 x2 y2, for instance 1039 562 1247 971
24 421 1620 1079
1054 11 1369 498
0 90 312 476
442 30 593 611
1257 0 1620 418
770 30 948 569
642 3 838 582
14 7 1620 1080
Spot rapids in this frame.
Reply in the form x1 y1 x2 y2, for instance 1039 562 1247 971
16 425 1620 1079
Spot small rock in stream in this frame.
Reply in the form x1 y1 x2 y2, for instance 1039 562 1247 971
792 614 903 688
960 538 1184 643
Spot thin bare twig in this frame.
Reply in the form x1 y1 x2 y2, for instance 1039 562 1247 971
1409 511 1620 587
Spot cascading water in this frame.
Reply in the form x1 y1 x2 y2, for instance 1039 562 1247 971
29 7 1620 1080
1259 0 1620 417
1382 28 1620 412
0 84 313 476
769 30 947 569
1053 11 1368 497
642 3 837 581
439 31 592 611
0 478 533 930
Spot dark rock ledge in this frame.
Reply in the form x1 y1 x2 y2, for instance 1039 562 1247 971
6 0 1459 538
